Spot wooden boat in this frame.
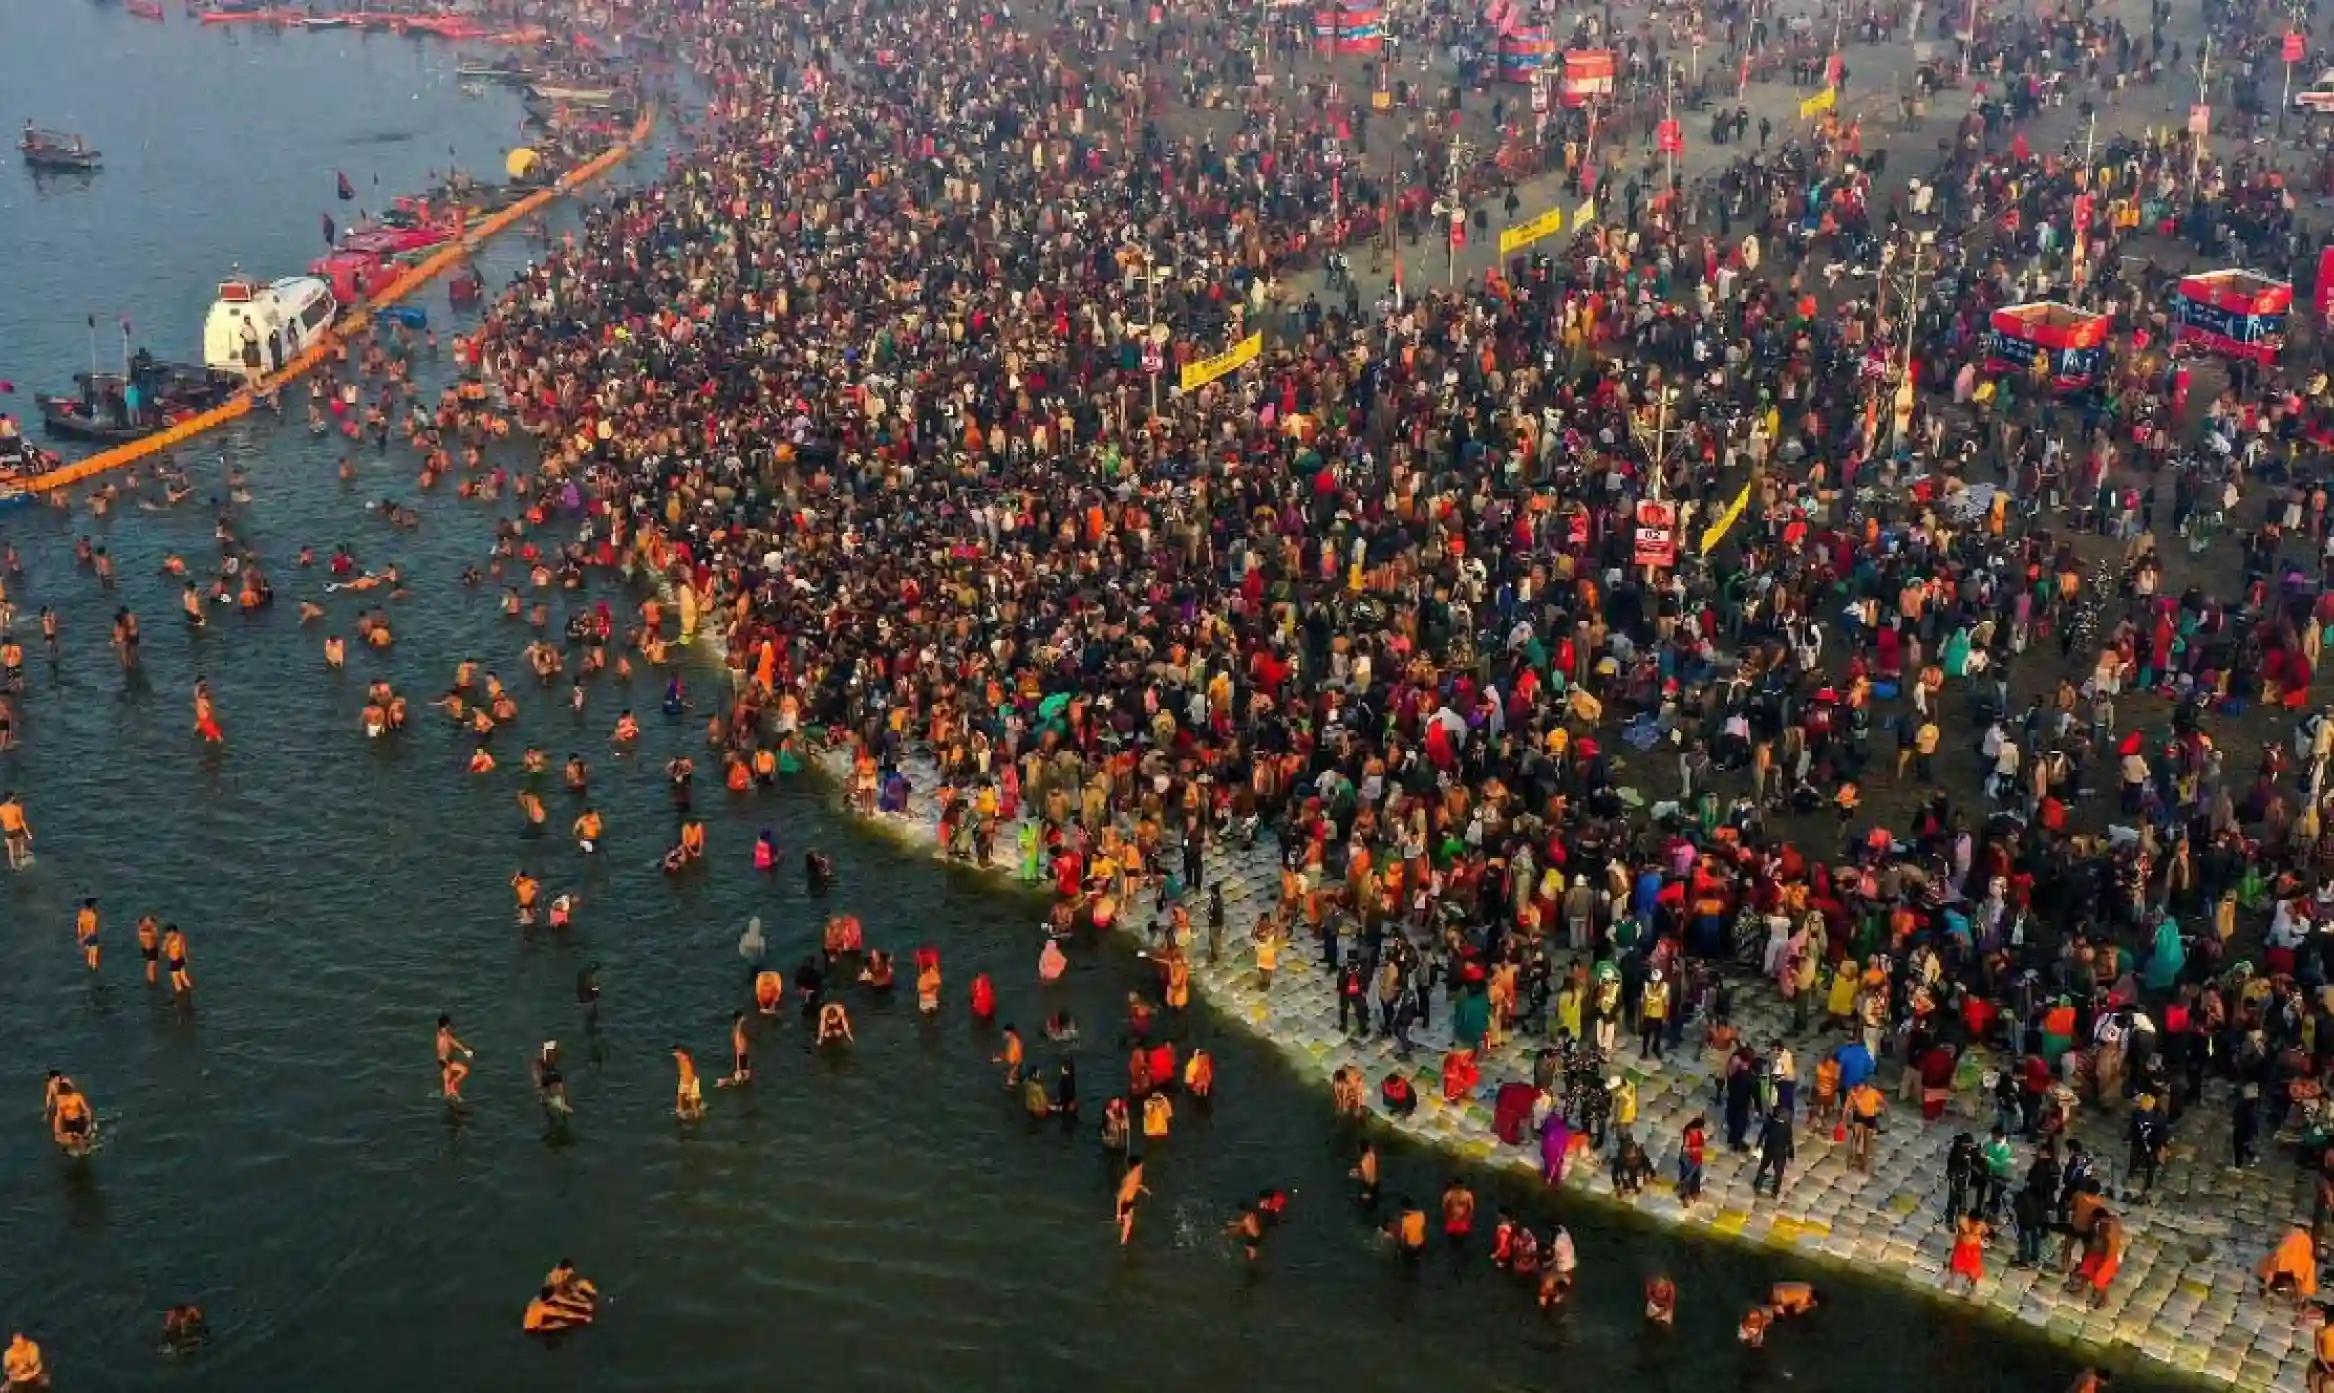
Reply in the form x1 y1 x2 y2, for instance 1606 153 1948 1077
19 126 101 171
525 81 620 105
456 57 534 83
36 362 238 444
127 0 167 19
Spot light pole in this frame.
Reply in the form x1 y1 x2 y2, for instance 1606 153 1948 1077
1440 135 1469 286
1892 231 1931 451
2190 33 2213 201
1143 246 1168 420
1631 383 1683 500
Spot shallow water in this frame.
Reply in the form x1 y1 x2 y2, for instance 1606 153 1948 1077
0 7 2182 1391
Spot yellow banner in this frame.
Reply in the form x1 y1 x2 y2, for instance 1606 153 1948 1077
1799 85 1836 118
1180 331 1262 392
1699 474 1758 555
1498 205 1565 255
1574 198 1597 228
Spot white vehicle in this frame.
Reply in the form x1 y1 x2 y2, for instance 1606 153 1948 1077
202 273 337 377
2294 69 2334 112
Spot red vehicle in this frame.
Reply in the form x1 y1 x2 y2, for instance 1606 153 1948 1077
309 250 400 305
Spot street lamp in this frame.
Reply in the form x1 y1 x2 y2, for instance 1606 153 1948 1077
1139 247 1171 420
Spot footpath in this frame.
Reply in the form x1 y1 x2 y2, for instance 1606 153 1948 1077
817 744 2320 1393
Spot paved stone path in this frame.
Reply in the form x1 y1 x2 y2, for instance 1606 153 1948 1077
818 744 2325 1391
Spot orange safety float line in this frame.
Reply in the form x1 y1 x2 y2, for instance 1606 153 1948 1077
21 105 657 494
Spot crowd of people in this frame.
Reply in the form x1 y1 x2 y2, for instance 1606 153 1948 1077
420 0 2334 1358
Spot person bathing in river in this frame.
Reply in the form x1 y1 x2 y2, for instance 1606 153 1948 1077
46 1072 93 1156
436 1016 473 1101
672 1046 705 1121
162 923 191 996
815 1000 854 1046
716 1012 752 1089
532 1042 571 1119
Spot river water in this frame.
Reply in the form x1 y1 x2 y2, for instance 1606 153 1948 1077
0 6 2180 1391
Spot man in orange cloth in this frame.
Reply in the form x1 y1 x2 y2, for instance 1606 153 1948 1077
2262 1222 2320 1302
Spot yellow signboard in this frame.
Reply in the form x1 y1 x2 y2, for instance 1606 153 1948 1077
1799 85 1836 118
1498 205 1565 255
1179 331 1262 392
1574 198 1597 228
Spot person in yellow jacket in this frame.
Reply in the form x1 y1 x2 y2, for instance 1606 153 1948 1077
1607 1073 1639 1148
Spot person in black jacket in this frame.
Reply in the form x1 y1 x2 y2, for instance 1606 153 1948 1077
1752 1106 1795 1196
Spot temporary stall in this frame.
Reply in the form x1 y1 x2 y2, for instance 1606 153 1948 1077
2173 268 2293 363
1559 49 1615 105
1494 24 1555 84
1983 301 2109 393
1311 0 1385 53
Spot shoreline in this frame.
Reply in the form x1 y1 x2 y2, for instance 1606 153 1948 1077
18 103 658 496
811 742 2310 1393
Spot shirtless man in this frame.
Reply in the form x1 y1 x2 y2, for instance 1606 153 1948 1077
161 923 192 995
815 1000 853 1046
73 898 99 971
715 1012 752 1088
1115 1155 1150 1245
1227 1200 1267 1263
672 1046 705 1120
0 793 33 870
137 914 161 984
436 1015 474 1101
46 1073 94 1155
511 869 540 926
111 607 139 671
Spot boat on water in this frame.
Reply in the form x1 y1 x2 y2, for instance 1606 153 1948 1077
127 0 167 20
525 81 620 105
19 124 101 172
202 273 337 377
0 426 63 496
456 56 534 83
35 357 240 445
197 8 299 24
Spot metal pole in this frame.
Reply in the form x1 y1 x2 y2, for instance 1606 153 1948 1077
2190 33 2212 201
1148 251 1161 420
1647 390 1670 500
2282 53 2294 139
1664 80 1677 194
1960 0 1976 80
1444 137 1465 286
1892 238 1925 450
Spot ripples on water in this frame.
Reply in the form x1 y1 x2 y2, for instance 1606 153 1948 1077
0 6 2175 1391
